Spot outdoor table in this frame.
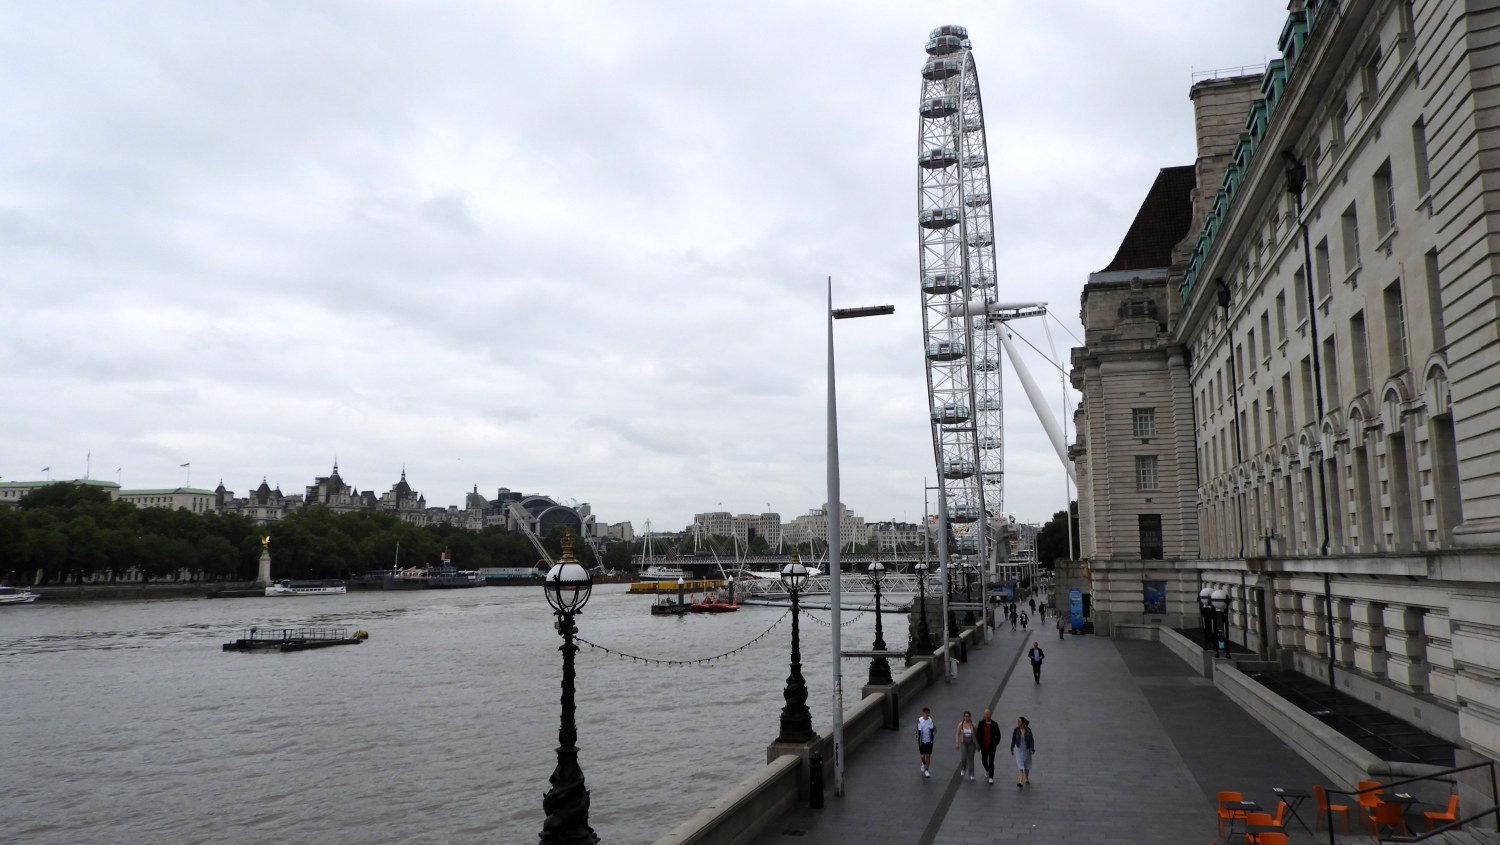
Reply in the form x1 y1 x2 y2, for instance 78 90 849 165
1245 822 1284 843
1226 800 1261 841
1384 793 1421 829
1271 787 1312 833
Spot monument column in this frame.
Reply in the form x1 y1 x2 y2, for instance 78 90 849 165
255 536 272 587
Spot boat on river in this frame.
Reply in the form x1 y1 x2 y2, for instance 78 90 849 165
0 586 39 605
265 579 347 597
689 588 739 613
651 594 692 616
479 566 545 585
383 552 484 590
223 626 367 652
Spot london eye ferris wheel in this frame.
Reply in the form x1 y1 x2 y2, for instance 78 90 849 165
917 25 1007 572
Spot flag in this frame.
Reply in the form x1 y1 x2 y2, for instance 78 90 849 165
180 462 190 467
40 466 49 472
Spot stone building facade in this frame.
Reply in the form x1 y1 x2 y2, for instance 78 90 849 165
1072 0 1500 767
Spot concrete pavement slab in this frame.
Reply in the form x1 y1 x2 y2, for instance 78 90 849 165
751 623 1329 844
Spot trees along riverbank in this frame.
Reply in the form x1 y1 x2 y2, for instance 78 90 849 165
0 482 611 587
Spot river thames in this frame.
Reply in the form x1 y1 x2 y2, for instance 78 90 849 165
0 584 887 844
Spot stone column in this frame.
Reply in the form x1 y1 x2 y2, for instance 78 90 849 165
1350 600 1388 678
254 537 272 587
1383 604 1428 692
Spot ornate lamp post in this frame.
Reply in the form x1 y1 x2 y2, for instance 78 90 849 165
911 561 934 655
866 558 892 685
1210 588 1231 658
777 554 814 743
541 534 599 845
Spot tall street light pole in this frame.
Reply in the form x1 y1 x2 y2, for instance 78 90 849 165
827 279 894 799
540 534 598 845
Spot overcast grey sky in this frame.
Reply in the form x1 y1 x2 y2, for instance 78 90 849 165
1 2 1291 532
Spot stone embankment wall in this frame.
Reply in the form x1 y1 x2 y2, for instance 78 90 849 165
652 623 985 845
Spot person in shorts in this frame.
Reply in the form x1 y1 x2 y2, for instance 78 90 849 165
915 707 935 777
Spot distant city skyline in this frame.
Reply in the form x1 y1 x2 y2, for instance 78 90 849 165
2 461 948 533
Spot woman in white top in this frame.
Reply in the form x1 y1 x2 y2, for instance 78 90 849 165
954 711 977 780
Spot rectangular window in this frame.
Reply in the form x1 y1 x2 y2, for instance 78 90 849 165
1282 374 1294 436
1301 356 1316 421
1138 514 1164 560
1294 268 1309 323
1266 387 1278 442
1342 203 1361 271
1412 118 1431 197
1351 311 1371 393
1315 237 1332 299
1247 328 1257 373
1261 311 1272 359
1132 407 1157 439
1276 291 1288 342
1374 158 1395 235
1135 455 1160 490
1362 48 1383 109
1425 248 1446 348
1322 335 1341 408
1385 279 1409 372
1252 398 1263 452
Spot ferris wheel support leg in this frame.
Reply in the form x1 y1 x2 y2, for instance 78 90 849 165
996 329 1076 484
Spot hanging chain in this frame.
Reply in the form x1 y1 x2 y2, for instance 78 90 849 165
575 608 792 667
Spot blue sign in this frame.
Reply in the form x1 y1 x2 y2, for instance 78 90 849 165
1069 588 1084 632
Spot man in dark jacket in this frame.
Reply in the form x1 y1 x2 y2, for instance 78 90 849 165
1028 641 1045 683
975 709 1003 784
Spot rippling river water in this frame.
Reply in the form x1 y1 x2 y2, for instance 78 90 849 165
1 586 881 844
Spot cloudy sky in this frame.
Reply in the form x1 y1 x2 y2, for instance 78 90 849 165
2 2 1290 532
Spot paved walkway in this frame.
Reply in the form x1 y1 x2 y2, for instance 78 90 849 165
752 622 1330 844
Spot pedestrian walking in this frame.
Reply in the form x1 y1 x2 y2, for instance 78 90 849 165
954 711 977 780
1020 611 1029 631
1056 612 1065 640
915 707 935 777
1010 716 1036 788
1028 598 1036 612
975 708 1002 784
1038 603 1045 622
1009 608 1017 631
1028 641 1045 683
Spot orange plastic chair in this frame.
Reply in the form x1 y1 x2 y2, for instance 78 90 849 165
1355 780 1384 833
1424 794 1460 830
1253 835 1287 845
1270 800 1287 827
1313 784 1351 833
1241 811 1278 844
1218 791 1248 839
1371 800 1411 838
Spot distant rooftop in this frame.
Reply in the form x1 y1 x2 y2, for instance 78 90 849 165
1190 63 1267 83
1100 165 1196 273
